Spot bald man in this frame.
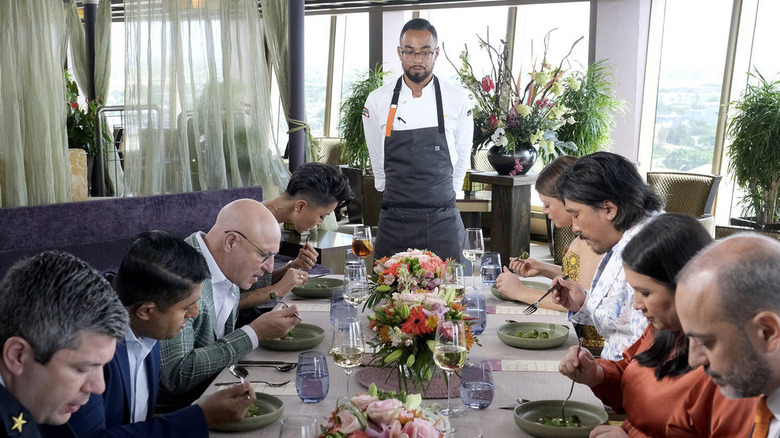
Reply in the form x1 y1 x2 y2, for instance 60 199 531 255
676 234 780 437
159 199 300 404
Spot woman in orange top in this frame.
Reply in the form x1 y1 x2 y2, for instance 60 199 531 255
559 213 758 437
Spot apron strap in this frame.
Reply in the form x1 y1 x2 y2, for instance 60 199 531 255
385 76 445 137
433 77 444 133
385 77 403 137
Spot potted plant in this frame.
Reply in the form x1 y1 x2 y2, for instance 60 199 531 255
338 67 388 224
446 29 583 174
556 59 626 157
726 70 780 230
65 69 111 194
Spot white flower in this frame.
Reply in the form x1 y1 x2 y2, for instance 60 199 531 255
491 128 508 147
550 82 564 96
529 130 544 145
566 116 576 124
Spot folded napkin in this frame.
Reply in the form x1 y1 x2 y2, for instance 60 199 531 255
486 305 561 316
251 382 298 396
488 359 560 372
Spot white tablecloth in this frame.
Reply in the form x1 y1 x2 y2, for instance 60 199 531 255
201 276 603 437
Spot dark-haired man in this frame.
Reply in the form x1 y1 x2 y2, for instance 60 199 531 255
677 234 780 438
551 152 662 360
362 18 473 262
67 231 255 438
0 251 128 437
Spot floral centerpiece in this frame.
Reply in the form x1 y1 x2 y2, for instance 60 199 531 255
65 69 110 158
445 29 584 171
365 249 477 393
319 383 446 438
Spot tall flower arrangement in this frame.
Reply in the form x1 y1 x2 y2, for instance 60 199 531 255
445 30 584 164
365 250 477 393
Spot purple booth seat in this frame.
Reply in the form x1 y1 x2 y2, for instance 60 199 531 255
0 187 331 278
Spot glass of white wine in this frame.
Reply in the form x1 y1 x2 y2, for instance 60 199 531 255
343 264 369 306
433 319 467 418
330 317 365 398
442 262 466 302
463 228 485 290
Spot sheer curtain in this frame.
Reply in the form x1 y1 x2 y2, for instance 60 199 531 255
124 0 288 198
260 0 315 162
0 2 71 207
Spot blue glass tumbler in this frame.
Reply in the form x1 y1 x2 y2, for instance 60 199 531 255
463 294 487 335
330 289 357 325
296 351 329 403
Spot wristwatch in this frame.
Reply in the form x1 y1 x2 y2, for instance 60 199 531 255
269 291 278 300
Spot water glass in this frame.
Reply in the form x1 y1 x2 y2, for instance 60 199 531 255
278 415 318 438
460 358 494 409
462 294 486 335
344 249 365 272
442 263 466 302
480 252 501 285
330 290 357 325
296 351 329 403
344 264 369 306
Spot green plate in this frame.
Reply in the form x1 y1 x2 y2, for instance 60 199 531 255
490 280 550 302
258 323 325 351
514 400 608 438
194 392 284 432
291 277 347 299
497 322 569 349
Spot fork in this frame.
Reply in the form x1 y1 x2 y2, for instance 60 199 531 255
561 338 583 418
523 275 569 315
215 379 291 387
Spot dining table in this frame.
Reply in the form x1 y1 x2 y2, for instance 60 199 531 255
199 275 604 437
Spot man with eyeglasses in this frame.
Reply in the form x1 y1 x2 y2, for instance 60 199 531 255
158 199 300 406
362 18 473 262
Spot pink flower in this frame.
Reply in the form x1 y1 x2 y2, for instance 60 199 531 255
401 417 441 438
509 159 524 176
351 394 379 410
481 76 495 93
487 115 498 129
69 101 78 109
366 398 403 425
336 410 362 435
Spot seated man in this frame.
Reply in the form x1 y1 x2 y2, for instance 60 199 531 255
676 234 780 438
68 230 256 437
0 251 127 436
160 199 300 404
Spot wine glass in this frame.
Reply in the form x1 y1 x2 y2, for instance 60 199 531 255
463 228 485 290
442 262 466 302
278 415 318 438
330 317 364 398
343 264 369 306
352 226 374 259
433 319 467 418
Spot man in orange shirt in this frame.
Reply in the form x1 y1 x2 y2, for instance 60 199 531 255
677 234 780 438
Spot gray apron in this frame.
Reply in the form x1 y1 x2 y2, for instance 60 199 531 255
374 76 465 262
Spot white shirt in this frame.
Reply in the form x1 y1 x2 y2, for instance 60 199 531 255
766 390 780 438
124 329 157 423
195 232 258 347
362 75 473 193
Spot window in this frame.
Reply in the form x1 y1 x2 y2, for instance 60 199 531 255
649 0 732 173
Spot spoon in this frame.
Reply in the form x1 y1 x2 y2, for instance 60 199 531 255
561 338 583 419
229 364 249 384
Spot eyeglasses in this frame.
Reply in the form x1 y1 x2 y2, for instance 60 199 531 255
224 230 276 263
400 49 437 62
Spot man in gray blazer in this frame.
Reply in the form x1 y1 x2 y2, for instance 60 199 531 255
160 199 300 404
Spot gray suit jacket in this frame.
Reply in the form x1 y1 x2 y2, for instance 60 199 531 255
159 232 253 394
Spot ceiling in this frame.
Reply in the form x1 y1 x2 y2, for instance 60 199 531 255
98 0 537 21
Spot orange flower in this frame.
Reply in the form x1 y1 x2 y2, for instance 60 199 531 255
400 306 432 337
379 325 391 342
465 330 475 349
425 315 439 332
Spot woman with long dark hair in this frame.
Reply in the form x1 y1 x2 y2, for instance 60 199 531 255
558 214 757 437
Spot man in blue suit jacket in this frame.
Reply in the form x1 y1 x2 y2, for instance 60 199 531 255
67 231 255 438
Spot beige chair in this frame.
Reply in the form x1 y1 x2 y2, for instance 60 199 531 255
646 171 722 234
313 137 344 165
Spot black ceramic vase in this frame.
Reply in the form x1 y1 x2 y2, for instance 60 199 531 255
486 141 537 175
